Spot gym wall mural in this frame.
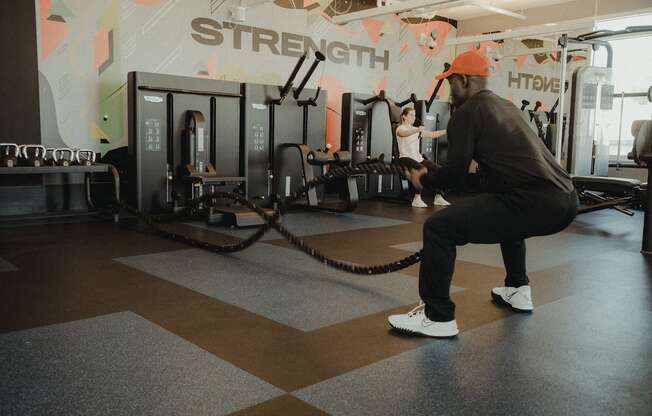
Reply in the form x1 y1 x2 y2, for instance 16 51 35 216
472 37 587 112
35 0 457 155
36 0 585 156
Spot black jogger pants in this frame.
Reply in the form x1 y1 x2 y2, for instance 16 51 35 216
419 186 578 321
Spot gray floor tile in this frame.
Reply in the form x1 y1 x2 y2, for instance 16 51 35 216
0 257 17 272
186 211 409 241
570 210 644 244
0 312 283 416
293 296 652 416
115 245 462 331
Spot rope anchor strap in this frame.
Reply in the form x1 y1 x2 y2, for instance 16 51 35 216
118 162 421 275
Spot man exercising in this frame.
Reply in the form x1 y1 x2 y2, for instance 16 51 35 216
388 50 578 337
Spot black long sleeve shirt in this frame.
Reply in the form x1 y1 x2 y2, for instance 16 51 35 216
420 90 574 193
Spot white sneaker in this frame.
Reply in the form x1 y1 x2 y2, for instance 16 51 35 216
411 195 428 208
491 286 534 312
433 194 451 206
388 302 459 338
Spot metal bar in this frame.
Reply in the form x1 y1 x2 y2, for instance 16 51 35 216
359 94 382 106
108 164 121 223
568 39 612 68
293 52 325 99
445 18 594 46
280 52 307 100
583 191 633 216
577 196 633 215
138 86 242 98
555 34 568 165
0 164 112 174
576 26 652 41
613 92 649 98
426 63 450 112
85 172 94 209
302 105 309 145
616 92 625 168
500 47 588 58
396 93 417 107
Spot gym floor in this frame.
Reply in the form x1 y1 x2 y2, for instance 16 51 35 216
1 199 650 415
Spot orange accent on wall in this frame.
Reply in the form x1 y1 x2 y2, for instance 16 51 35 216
425 76 449 101
40 0 71 60
362 18 385 44
466 40 501 55
374 73 388 96
514 55 528 69
326 109 341 151
406 21 453 57
93 28 110 70
317 75 345 150
207 55 218 77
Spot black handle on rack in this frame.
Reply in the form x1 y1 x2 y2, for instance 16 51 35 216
396 93 417 107
276 52 308 103
294 51 326 99
426 63 450 112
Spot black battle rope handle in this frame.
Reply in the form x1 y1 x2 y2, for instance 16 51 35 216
117 162 423 274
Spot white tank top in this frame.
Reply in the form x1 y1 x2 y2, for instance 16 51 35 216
396 125 424 162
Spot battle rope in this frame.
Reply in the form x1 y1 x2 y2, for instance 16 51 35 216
117 162 423 275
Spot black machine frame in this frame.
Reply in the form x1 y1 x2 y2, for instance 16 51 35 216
127 53 356 224
128 72 244 215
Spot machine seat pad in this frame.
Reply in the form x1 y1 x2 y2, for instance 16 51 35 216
187 174 246 185
572 175 641 193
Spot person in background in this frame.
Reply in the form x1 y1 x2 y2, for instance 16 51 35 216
396 107 450 208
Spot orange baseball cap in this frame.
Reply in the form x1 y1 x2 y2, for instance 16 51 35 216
435 50 495 80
